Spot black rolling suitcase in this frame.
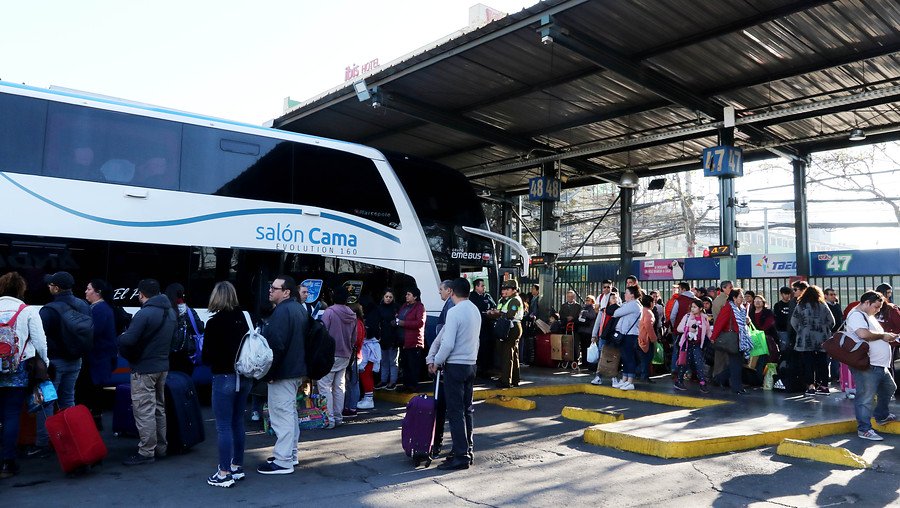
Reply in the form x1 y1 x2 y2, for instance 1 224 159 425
164 371 205 454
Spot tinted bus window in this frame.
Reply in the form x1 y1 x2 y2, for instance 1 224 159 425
387 154 485 227
0 93 47 175
181 126 292 203
293 144 399 228
43 103 182 189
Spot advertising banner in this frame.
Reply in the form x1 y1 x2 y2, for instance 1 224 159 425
744 253 798 278
810 249 900 276
639 259 686 281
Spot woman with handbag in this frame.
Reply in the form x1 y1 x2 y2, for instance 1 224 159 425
590 291 620 385
790 285 835 396
610 286 643 391
0 272 48 478
749 295 781 369
396 287 426 392
674 299 711 393
711 288 750 394
201 281 251 488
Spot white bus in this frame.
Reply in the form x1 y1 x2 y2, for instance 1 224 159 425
0 81 526 381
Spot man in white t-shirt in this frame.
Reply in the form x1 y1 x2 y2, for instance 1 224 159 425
845 291 899 441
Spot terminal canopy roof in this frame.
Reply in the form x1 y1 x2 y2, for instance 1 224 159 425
274 0 900 195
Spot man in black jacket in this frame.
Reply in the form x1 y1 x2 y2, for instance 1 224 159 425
32 271 93 457
117 279 176 466
257 275 308 475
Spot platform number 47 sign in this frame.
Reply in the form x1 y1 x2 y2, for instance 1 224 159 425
825 254 852 272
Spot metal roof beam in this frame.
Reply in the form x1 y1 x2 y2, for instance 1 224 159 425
632 0 837 59
380 91 539 152
542 19 723 120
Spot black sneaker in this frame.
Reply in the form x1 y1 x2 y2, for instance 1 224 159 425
805 387 816 395
257 461 293 475
208 472 235 488
230 466 245 480
123 454 155 466
699 383 710 394
266 456 299 466
0 460 20 479
673 381 687 392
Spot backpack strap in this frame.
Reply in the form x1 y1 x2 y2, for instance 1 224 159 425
186 308 201 336
6 304 30 365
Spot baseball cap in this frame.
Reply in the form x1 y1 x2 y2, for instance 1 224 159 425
44 271 75 290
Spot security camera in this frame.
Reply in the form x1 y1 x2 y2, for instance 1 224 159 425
541 34 554 45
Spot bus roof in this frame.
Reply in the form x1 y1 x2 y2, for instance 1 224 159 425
0 80 386 161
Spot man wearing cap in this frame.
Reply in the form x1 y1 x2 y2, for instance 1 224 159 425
32 272 93 457
116 279 177 466
488 279 524 388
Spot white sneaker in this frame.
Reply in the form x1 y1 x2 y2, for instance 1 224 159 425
357 397 375 410
611 377 621 388
619 382 635 391
590 375 602 386
858 429 883 441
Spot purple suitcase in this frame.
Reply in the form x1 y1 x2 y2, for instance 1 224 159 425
113 384 138 437
401 371 439 467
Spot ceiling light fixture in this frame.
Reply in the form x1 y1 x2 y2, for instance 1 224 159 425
848 128 866 142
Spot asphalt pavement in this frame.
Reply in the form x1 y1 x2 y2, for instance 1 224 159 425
4 368 898 507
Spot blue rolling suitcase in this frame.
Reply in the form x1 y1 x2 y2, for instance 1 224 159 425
112 384 139 437
164 371 205 454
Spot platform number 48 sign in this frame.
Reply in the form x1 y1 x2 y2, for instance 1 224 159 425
825 254 852 272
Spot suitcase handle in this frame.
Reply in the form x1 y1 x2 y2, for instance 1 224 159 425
433 369 440 400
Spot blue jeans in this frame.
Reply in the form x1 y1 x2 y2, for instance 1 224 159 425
777 331 790 351
851 366 897 432
0 387 26 460
443 364 475 460
621 334 639 378
37 357 82 447
380 348 399 385
211 374 251 471
344 359 359 411
637 344 653 380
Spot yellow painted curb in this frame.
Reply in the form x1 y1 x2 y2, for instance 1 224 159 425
583 420 858 459
484 395 537 411
874 419 900 435
374 391 417 405
776 439 871 469
581 384 729 408
475 384 583 400
561 406 624 424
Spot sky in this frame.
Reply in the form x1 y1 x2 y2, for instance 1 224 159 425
3 0 897 251
1 0 537 124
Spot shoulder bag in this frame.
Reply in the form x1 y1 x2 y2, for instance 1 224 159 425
822 311 870 371
609 314 638 347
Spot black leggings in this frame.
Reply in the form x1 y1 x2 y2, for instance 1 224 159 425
800 350 829 388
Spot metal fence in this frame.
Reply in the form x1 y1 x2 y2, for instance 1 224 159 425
524 264 897 312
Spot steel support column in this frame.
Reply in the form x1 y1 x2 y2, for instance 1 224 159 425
718 128 737 282
619 186 634 286
539 162 557 306
793 155 811 276
501 200 513 267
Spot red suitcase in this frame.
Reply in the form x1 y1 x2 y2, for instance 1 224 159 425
533 333 554 367
46 404 108 473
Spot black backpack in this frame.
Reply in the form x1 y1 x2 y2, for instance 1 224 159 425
48 301 94 357
305 318 336 380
